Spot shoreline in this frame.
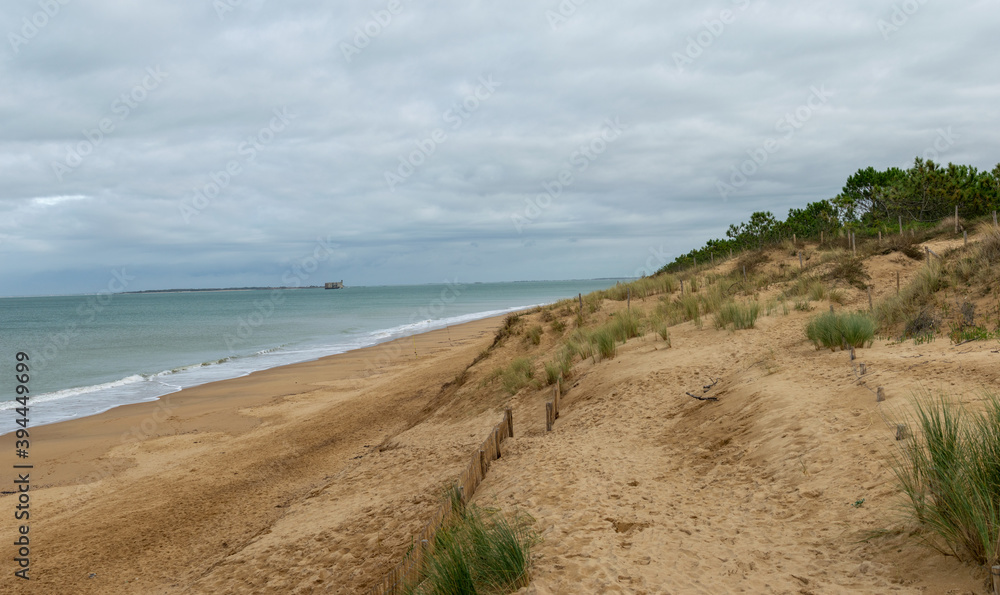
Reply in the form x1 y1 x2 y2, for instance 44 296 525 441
8 311 510 593
3 302 543 436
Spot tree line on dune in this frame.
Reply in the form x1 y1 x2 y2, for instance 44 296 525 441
661 158 1000 273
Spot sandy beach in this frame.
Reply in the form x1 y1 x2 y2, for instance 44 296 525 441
4 237 998 594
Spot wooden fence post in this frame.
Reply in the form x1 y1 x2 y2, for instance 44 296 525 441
859 363 866 375
711 253 714 266
896 424 907 441
991 565 1000 595
877 387 885 402
896 271 900 295
545 403 553 432
850 346 856 361
680 279 684 295
578 293 583 315
955 205 959 233
899 215 903 235
798 250 803 269
627 287 631 311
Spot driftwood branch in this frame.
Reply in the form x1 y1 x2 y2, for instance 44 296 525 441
687 392 718 402
702 378 719 391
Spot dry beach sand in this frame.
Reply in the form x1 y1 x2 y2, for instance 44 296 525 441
3 238 998 594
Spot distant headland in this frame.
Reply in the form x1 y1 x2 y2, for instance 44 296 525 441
122 286 325 294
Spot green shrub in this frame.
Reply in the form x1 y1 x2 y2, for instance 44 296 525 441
893 393 1000 567
414 503 537 594
714 301 760 330
805 311 875 350
827 254 870 290
550 319 566 334
525 325 543 346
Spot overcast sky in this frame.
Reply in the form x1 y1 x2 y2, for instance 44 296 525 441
1 0 997 296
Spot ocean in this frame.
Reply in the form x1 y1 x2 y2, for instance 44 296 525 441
0 280 619 434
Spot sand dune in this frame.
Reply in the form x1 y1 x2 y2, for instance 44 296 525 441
4 236 997 594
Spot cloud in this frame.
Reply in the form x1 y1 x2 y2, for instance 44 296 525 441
1 0 998 295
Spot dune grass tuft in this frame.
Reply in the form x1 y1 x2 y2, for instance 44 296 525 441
893 393 1000 567
713 301 760 330
410 501 538 595
805 310 875 350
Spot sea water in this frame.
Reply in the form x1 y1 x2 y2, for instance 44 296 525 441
0 280 619 434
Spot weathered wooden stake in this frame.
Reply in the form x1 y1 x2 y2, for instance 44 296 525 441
680 279 684 295
505 407 513 437
955 205 959 233
925 246 930 264
896 424 907 441
711 253 715 266
899 215 903 235
850 346 856 361
627 287 631 311
877 387 885 402
991 565 1000 595
579 293 583 314
896 271 900 295
798 250 803 269
859 363 867 375
545 403 553 432
694 255 697 268
852 232 856 256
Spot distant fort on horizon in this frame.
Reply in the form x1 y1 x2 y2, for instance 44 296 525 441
324 281 344 289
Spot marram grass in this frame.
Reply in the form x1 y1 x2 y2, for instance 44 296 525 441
805 311 875 350
893 392 1000 566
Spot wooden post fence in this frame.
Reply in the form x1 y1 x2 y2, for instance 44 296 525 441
366 409 515 595
955 205 959 233
899 215 903 235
